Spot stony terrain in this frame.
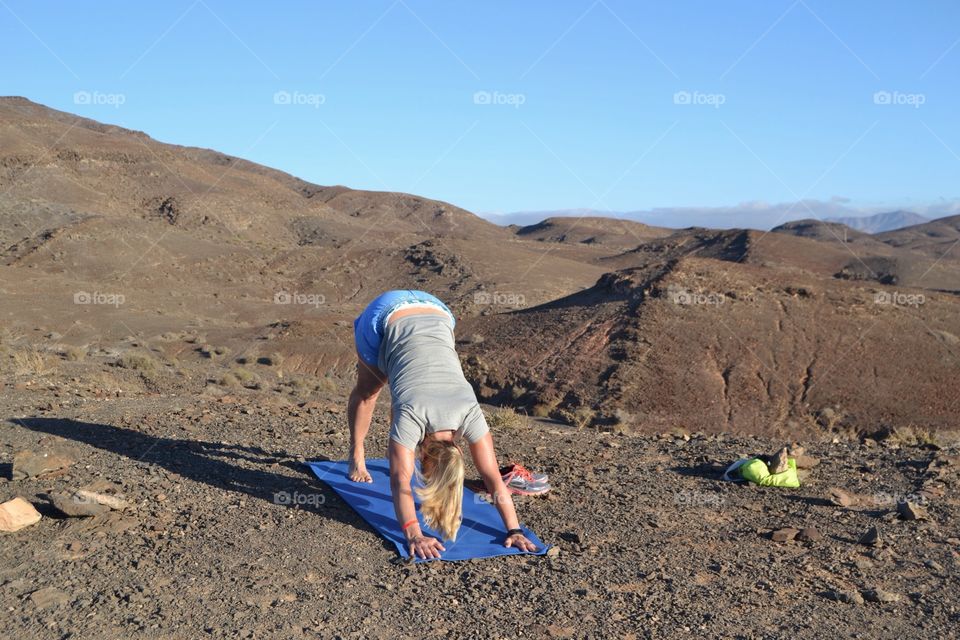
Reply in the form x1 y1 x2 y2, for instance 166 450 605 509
2 370 959 639
1 97 959 638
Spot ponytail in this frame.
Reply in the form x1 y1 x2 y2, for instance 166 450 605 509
416 440 465 541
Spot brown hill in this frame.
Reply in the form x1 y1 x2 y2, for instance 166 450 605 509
513 216 672 248
874 214 960 256
460 250 960 434
2 97 958 438
771 218 867 242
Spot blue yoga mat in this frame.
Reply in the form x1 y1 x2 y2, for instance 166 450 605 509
306 458 550 562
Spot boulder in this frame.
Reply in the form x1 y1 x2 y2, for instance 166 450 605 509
0 497 42 532
50 489 128 517
12 450 75 479
50 491 110 517
828 488 854 507
863 588 902 604
860 526 882 547
771 527 799 542
29 587 70 609
829 590 864 605
897 500 929 521
797 527 823 542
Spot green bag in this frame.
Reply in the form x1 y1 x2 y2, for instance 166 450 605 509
737 457 800 488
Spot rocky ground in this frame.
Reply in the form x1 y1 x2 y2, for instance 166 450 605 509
1 367 958 639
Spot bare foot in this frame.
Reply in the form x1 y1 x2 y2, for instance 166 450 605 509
348 458 372 483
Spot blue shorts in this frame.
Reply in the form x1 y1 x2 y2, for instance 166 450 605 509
353 290 455 368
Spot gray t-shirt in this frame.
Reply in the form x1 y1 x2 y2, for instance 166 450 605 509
378 314 489 451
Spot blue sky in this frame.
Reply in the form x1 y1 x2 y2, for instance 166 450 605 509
3 0 960 226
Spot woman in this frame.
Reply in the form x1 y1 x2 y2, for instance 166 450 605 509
348 290 538 559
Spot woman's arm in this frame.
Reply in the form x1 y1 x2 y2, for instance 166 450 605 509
387 440 445 559
468 433 538 552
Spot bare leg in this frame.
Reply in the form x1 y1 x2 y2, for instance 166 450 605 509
346 357 386 482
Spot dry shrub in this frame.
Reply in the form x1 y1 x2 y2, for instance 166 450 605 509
484 406 528 429
557 406 596 430
117 352 158 372
59 345 87 361
11 347 57 377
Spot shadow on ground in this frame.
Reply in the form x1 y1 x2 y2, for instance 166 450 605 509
7 416 387 546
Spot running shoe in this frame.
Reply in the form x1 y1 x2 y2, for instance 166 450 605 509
500 463 548 484
501 465 551 496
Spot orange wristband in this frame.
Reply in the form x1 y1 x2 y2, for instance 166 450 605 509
401 518 418 531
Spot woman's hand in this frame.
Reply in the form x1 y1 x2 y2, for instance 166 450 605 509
409 535 446 560
505 532 538 552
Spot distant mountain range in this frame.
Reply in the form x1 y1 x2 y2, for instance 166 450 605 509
824 210 930 233
487 207 935 234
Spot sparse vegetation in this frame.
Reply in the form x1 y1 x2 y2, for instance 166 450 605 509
257 352 284 367
317 375 337 393
530 403 554 418
10 347 57 377
199 344 230 359
558 406 596 430
483 406 528 429
219 372 240 388
870 424 954 449
117 352 158 373
59 345 86 361
509 384 527 400
218 367 262 390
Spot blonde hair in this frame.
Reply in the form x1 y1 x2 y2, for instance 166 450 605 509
415 439 465 541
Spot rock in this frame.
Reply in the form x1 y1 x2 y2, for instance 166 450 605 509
771 527 799 542
0 497 42 532
768 447 790 474
76 489 128 511
897 500 929 521
50 489 128 517
863 588 901 603
860 526 882 547
828 488 854 508
12 450 74 479
546 546 561 558
794 454 821 469
853 556 874 570
829 590 864 605
924 559 944 572
29 587 70 609
50 491 109 517
797 527 822 542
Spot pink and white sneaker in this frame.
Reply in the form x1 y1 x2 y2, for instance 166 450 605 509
501 463 551 495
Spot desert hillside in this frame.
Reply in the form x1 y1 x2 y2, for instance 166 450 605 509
2 99 959 640
2 97 958 438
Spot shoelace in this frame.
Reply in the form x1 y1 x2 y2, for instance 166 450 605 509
505 464 534 482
